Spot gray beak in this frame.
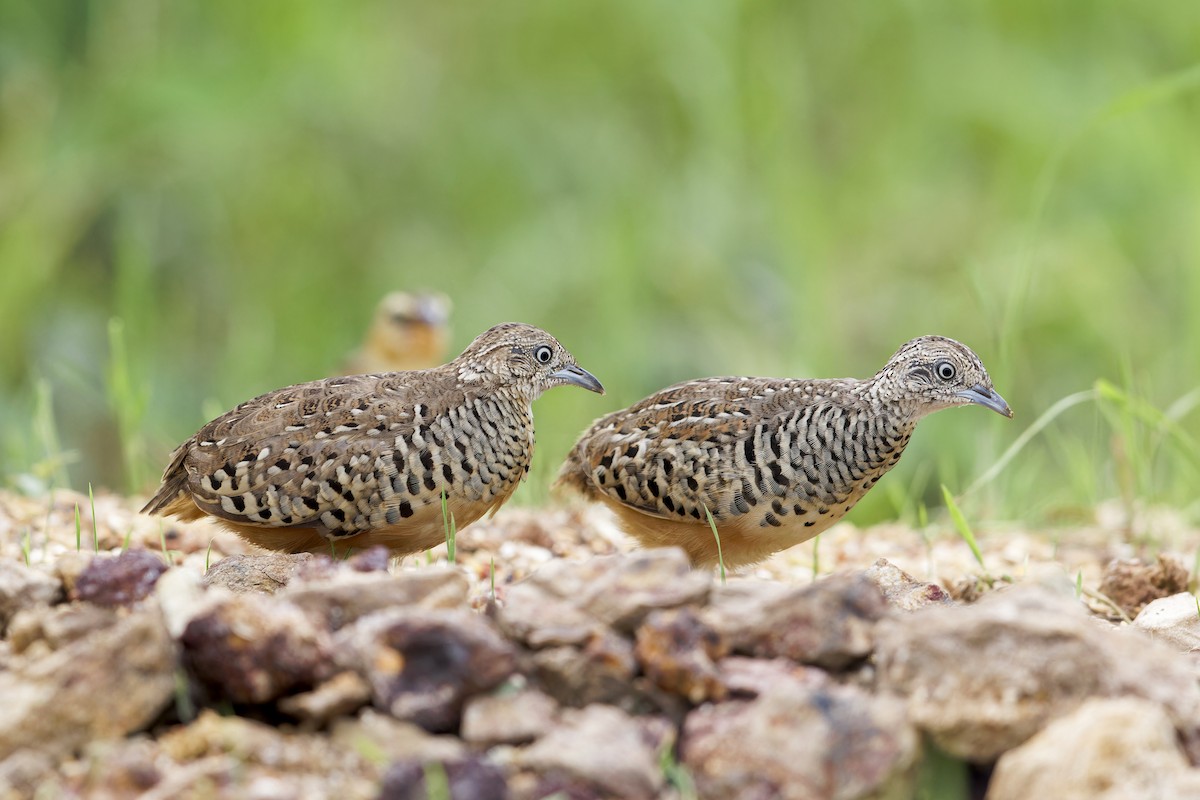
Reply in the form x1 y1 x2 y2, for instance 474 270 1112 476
550 364 605 395
956 384 1013 418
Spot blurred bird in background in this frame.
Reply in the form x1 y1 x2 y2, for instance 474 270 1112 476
341 291 452 375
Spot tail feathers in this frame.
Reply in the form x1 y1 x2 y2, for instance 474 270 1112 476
140 442 193 516
552 446 594 498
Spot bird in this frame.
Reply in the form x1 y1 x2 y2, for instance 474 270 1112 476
556 335 1012 569
143 322 604 557
340 291 452 375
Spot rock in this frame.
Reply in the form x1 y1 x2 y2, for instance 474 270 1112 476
461 687 559 746
181 593 334 704
1134 592 1200 655
156 709 380 799
74 549 168 606
718 656 821 698
335 609 517 732
347 544 391 572
518 704 672 798
681 668 918 800
283 567 469 631
1099 555 1189 618
864 558 953 610
329 709 467 765
987 698 1200 800
704 573 887 670
0 561 61 634
511 549 710 633
155 567 223 638
875 584 1200 762
635 607 728 703
0 606 176 759
574 549 712 632
278 671 373 724
0 748 56 799
7 602 118 656
380 756 509 800
530 631 642 709
53 551 90 597
493 581 604 648
203 552 315 594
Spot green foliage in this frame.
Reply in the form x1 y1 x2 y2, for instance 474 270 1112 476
1 1 1198 530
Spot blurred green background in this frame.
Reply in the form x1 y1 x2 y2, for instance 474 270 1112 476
2 0 1198 528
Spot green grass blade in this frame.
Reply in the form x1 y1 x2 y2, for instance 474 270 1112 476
702 505 726 585
941 485 987 573
441 491 457 564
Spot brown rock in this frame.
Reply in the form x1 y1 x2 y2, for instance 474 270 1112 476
335 609 517 732
864 558 953 610
202 552 314 593
635 607 728 703
0 562 61 634
7 602 118 655
181 593 334 704
493 581 604 648
155 709 380 799
530 631 641 709
1099 555 1189 618
704 573 887 670
574 549 712 632
347 544 391 572
380 756 509 800
330 709 467 764
0 606 176 759
461 687 560 746
0 749 56 799
718 656 821 698
987 698 1200 800
875 584 1200 762
283 567 469 631
681 668 918 800
518 704 672 798
74 549 168 606
278 671 373 724
53 551 90 597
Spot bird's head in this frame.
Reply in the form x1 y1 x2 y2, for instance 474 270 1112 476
454 322 605 402
874 335 1012 420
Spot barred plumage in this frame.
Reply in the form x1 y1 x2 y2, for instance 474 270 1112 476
557 335 1011 568
144 323 603 556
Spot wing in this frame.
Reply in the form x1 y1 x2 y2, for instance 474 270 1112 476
561 378 783 522
167 372 451 536
562 375 872 526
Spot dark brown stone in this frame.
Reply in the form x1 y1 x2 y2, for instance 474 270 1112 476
74 550 168 607
181 593 334 704
336 609 517 732
1100 555 1190 618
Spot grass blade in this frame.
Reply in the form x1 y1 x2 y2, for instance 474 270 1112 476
441 491 456 564
702 505 726 585
941 485 987 573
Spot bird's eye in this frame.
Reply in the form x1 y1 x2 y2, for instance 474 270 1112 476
935 360 957 381
534 345 553 364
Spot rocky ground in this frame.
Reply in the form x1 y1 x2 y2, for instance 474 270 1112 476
0 487 1198 799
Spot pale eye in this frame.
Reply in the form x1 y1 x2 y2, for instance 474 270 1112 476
935 360 956 381
535 346 553 364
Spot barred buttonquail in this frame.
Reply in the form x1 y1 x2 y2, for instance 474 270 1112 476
144 322 604 556
341 290 452 375
556 335 1011 568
